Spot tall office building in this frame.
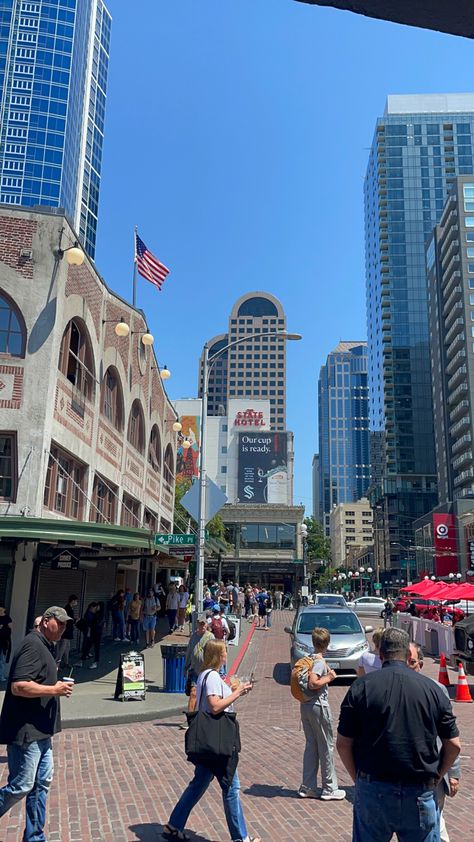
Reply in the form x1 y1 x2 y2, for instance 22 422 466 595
0 0 111 258
428 175 474 503
365 93 474 572
198 292 287 431
318 341 370 535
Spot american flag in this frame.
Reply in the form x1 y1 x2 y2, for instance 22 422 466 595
135 233 170 290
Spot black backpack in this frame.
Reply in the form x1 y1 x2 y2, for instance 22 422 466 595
227 618 236 642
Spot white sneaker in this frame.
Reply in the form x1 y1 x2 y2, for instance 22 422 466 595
89 662 98 669
320 789 346 801
123 637 130 642
298 786 319 799
113 637 121 642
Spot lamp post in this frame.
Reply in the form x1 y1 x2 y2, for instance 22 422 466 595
195 329 302 617
300 522 309 600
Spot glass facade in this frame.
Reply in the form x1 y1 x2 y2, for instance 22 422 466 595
0 0 111 258
318 342 370 535
365 95 474 570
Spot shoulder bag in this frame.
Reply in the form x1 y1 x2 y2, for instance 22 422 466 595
185 670 241 764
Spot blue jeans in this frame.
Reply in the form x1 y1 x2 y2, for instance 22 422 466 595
112 609 125 639
129 618 140 643
169 765 247 841
353 776 440 842
0 738 54 842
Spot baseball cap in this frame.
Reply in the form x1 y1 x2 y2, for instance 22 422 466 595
212 603 221 613
197 614 208 623
43 606 70 624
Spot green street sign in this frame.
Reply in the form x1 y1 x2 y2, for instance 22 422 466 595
155 534 196 547
374 583 382 590
292 558 304 564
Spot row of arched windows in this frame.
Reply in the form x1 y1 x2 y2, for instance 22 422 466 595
0 290 175 483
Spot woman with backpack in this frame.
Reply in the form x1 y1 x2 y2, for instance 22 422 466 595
163 640 260 842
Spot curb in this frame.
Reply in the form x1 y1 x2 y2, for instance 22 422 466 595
62 702 186 730
227 619 257 679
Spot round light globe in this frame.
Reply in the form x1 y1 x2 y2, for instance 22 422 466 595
182 439 191 450
141 332 154 346
65 246 84 266
160 366 171 380
367 567 373 574
114 321 130 337
172 421 182 433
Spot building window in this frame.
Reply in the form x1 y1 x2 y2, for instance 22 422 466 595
0 433 17 500
127 400 145 454
121 493 140 528
221 465 227 473
0 291 25 356
58 319 95 401
465 217 474 227
91 474 116 524
43 445 85 519
163 443 174 486
148 425 162 471
143 508 158 532
100 367 124 430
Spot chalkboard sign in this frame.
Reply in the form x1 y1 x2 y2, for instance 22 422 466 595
114 651 146 701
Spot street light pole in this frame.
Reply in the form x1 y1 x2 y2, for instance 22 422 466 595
194 330 301 619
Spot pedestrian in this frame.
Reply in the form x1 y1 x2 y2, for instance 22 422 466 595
177 584 189 632
298 627 346 801
256 588 269 629
275 589 282 610
356 628 383 676
232 582 240 615
76 602 99 667
336 627 461 842
88 601 105 669
109 590 128 642
218 581 230 615
128 592 142 645
0 605 12 683
155 581 167 617
0 606 74 841
265 591 273 628
163 640 261 842
166 584 179 633
124 587 133 638
55 594 78 669
183 616 214 712
407 643 461 842
142 588 159 647
382 596 394 627
244 585 252 619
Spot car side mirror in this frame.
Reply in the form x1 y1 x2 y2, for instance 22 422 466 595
284 626 293 634
365 625 374 633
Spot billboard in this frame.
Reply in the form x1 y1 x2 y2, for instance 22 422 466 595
176 415 200 483
237 432 288 504
433 512 458 577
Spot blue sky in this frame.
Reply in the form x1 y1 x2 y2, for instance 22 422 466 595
96 1 474 512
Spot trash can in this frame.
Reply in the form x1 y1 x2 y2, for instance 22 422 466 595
161 643 188 693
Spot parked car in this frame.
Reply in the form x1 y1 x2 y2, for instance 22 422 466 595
347 596 386 617
285 605 373 677
395 597 464 621
454 614 474 675
313 593 348 607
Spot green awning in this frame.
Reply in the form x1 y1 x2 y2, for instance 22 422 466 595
0 517 154 550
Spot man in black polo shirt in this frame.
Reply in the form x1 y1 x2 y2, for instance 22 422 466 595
336 627 460 842
0 606 74 842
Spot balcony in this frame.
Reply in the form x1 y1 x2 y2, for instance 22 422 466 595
443 269 463 301
446 348 466 376
440 238 459 267
448 380 469 406
449 400 470 423
445 300 463 332
452 432 472 454
446 331 465 360
445 316 465 346
452 450 473 470
443 285 463 316
453 467 474 487
449 413 470 437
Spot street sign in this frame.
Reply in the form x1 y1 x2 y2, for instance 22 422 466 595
154 534 195 546
292 558 303 564
180 475 228 524
374 583 382 591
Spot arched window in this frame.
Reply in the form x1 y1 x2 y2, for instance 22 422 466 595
148 425 162 471
58 319 95 400
100 366 124 430
0 290 26 356
127 399 145 454
163 443 174 486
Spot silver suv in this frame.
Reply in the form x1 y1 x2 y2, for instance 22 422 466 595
285 605 373 677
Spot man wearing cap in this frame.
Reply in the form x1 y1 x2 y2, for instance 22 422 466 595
0 606 74 841
183 615 214 712
336 627 461 842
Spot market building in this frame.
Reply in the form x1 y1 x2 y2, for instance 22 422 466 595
0 206 179 648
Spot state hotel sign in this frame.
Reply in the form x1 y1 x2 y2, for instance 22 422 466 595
234 409 266 427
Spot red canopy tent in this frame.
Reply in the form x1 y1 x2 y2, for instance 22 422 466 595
447 583 474 601
400 580 439 596
401 582 474 601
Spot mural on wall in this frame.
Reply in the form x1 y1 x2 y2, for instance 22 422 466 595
176 415 200 482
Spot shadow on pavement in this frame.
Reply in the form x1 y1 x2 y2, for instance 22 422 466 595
129 825 213 841
272 663 291 685
244 782 297 799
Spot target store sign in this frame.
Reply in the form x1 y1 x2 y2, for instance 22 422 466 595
433 513 457 576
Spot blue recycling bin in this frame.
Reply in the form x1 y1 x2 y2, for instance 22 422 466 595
161 643 187 693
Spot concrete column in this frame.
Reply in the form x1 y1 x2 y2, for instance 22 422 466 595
10 543 36 650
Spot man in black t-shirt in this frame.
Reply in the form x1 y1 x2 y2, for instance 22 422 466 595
0 606 74 841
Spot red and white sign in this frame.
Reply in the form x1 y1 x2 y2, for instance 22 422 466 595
234 409 265 427
433 513 458 577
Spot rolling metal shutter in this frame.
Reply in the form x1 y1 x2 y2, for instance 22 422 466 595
35 567 85 618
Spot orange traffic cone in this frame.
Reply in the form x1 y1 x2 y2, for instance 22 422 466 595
454 662 473 703
438 652 450 688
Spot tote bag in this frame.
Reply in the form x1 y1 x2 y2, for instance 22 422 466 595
185 671 241 764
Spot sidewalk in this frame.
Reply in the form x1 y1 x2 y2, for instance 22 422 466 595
0 615 256 729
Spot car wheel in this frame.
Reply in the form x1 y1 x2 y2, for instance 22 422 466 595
380 611 384 619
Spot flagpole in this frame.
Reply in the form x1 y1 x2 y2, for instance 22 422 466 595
132 226 138 307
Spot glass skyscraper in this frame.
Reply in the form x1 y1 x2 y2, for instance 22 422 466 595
365 93 474 573
318 341 370 535
0 0 111 258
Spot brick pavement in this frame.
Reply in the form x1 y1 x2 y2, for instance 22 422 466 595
0 610 472 841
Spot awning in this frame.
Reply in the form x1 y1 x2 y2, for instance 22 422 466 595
294 1 474 39
400 580 439 596
401 581 474 602
0 517 155 550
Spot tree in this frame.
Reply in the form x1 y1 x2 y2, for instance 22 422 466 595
303 516 331 564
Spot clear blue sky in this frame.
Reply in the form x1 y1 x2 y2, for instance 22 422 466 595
96 0 474 513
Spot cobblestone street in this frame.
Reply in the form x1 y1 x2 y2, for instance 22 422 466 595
0 611 473 842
